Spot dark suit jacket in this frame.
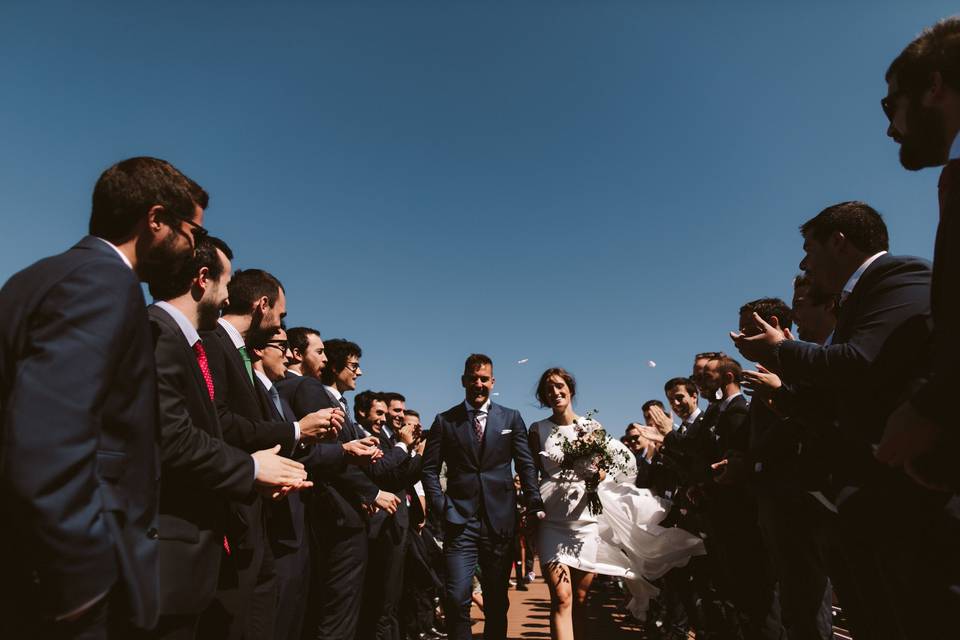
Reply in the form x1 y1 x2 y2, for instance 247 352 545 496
200 323 297 454
259 374 344 551
0 236 159 628
365 426 425 540
422 402 543 537
275 378 377 531
149 305 255 616
776 254 933 485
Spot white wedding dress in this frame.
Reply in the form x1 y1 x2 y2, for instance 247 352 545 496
530 418 705 618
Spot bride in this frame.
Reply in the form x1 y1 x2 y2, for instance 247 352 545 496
528 367 704 640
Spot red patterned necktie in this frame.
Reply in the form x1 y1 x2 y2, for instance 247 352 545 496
473 412 484 444
192 340 216 401
192 340 230 554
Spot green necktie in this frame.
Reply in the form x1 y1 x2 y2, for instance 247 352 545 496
238 346 254 384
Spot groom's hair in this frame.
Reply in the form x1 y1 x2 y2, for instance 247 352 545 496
664 377 697 397
464 353 493 374
740 297 793 331
535 367 577 407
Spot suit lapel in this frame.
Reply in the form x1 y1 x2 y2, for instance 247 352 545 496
453 404 479 465
480 403 502 461
216 324 257 394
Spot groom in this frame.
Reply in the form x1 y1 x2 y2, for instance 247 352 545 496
422 354 544 640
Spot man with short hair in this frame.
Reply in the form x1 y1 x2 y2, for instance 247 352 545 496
422 354 544 640
356 390 425 640
149 237 313 639
200 269 344 639
880 18 960 494
731 200 944 637
285 326 326 379
0 157 205 637
296 339 401 640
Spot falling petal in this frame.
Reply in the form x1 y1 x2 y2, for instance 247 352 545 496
517 358 529 364
647 360 657 368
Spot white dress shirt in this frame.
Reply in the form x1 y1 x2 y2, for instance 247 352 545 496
840 251 888 306
94 236 133 270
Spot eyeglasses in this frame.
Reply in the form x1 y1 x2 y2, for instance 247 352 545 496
266 340 289 352
345 362 361 372
162 211 209 242
881 90 905 122
624 435 641 443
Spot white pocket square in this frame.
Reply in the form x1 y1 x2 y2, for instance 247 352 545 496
500 429 512 435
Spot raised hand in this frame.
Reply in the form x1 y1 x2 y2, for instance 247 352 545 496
342 439 383 466
252 444 309 487
647 405 674 436
299 407 345 442
730 312 786 366
741 364 782 400
637 425 666 443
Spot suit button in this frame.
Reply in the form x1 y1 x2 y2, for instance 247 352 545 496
147 527 159 539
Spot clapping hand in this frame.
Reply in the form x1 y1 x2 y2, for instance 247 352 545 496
730 312 788 367
251 445 314 500
637 425 666 443
647 405 674 436
741 364 782 400
299 407 345 442
342 437 383 466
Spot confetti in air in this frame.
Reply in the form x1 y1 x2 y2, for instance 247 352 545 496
517 358 529 364
647 360 657 368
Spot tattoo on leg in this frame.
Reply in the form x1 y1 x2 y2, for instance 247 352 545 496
546 560 570 585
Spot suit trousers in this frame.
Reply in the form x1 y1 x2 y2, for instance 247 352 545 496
304 521 369 640
357 523 409 640
443 515 513 640
199 501 277 640
756 491 834 640
272 535 311 640
1 585 153 640
836 477 960 640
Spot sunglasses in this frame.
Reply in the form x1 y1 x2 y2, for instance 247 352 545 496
266 340 289 352
881 90 905 122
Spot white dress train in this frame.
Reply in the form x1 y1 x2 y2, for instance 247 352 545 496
530 418 705 618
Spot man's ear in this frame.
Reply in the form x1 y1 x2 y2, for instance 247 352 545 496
146 205 166 235
925 71 946 106
768 315 781 330
196 266 211 290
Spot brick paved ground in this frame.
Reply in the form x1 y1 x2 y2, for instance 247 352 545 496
469 576 646 639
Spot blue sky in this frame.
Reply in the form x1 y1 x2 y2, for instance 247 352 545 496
1 1 955 433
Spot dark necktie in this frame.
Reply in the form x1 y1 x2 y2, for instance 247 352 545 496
193 341 216 401
472 411 484 444
269 385 283 418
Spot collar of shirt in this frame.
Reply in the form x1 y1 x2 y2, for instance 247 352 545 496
218 317 246 350
950 131 960 161
154 301 200 347
718 391 743 413
94 237 133 270
464 399 491 416
324 385 344 403
286 369 302 376
382 423 395 441
254 369 274 392
681 407 702 427
841 251 888 300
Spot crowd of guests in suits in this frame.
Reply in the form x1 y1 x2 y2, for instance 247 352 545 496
3 15 960 640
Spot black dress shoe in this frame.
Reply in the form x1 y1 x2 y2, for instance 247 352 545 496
428 628 448 639
516 582 528 591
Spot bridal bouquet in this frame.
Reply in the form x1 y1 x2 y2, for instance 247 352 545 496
551 411 632 515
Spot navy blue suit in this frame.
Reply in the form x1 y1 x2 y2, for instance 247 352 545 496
0 236 160 635
775 254 959 638
422 402 542 640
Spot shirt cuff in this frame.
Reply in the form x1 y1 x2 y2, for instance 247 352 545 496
251 455 259 482
292 421 301 455
395 442 408 453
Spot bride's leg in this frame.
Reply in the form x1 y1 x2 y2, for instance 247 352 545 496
569 569 596 640
543 559 575 640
